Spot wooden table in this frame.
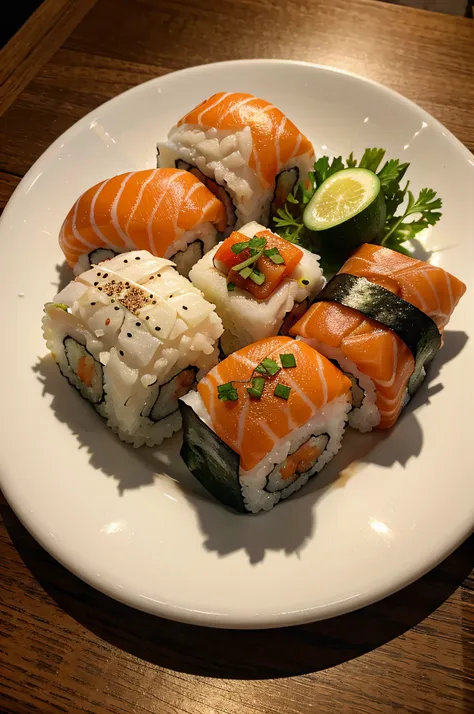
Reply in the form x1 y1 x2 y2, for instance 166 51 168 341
1 1 473 712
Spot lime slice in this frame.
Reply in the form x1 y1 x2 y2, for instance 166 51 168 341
304 168 382 231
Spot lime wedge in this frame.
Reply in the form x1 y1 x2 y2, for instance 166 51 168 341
304 168 382 231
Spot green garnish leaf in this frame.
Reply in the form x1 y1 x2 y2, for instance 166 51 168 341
264 247 285 265
247 376 265 399
273 147 443 269
232 249 263 273
231 241 249 255
227 282 236 292
249 236 267 251
358 148 386 173
274 383 291 400
217 382 238 401
249 269 265 286
54 303 69 311
280 353 296 368
239 266 253 279
256 358 281 376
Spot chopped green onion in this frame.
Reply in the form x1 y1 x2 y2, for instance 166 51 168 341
249 236 267 251
255 357 281 376
274 383 291 400
217 382 239 401
247 376 265 399
227 282 236 292
280 353 297 368
54 303 69 311
249 269 265 286
231 241 249 255
264 247 285 265
232 249 263 273
239 266 253 280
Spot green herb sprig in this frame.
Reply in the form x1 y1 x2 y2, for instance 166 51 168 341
273 148 442 262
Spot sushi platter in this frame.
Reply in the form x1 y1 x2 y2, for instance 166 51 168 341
0 60 473 628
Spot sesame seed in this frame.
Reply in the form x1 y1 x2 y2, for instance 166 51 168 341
136 322 141 327
149 294 153 298
98 287 103 291
145 316 150 320
103 273 108 278
90 302 96 306
97 272 101 277
124 259 128 263
114 306 120 311
119 350 124 356
94 282 98 286
135 256 140 260
152 300 157 305
155 326 161 332
111 299 115 303
125 282 130 287
157 273 161 278
302 279 309 285
182 305 188 310
127 332 132 338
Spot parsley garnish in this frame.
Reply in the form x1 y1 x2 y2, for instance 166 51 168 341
273 148 442 268
217 382 239 401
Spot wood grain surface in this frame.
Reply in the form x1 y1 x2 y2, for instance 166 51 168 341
0 1 473 713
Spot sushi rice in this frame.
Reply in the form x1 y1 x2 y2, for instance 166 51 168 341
43 250 223 447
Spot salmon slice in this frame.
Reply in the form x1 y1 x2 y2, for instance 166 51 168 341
341 244 466 331
291 244 466 428
198 336 351 471
178 92 314 188
291 302 415 429
59 169 227 269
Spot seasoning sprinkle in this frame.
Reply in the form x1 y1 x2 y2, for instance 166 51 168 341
280 353 297 368
274 383 291 400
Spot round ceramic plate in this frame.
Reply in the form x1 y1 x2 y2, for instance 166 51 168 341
1 61 473 629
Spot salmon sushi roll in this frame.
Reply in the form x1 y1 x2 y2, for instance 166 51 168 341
291 244 466 431
43 250 223 447
59 168 227 277
157 92 314 230
189 222 324 355
180 336 352 513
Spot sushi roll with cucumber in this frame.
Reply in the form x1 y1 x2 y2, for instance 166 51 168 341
188 222 325 355
157 92 315 230
180 336 352 513
59 169 227 277
291 244 466 431
43 250 223 447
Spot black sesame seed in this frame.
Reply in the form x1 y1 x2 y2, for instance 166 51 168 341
90 302 96 306
127 332 132 338
97 272 101 276
135 256 140 260
111 299 115 303
149 294 153 298
302 279 309 285
111 280 115 284
169 295 173 298
98 287 103 291
145 316 150 320
103 273 108 278
114 306 120 311
125 282 130 287
152 300 157 305
182 305 188 310
157 273 161 277
155 326 161 332
124 259 128 263
119 350 124 356
136 322 141 327
94 282 99 286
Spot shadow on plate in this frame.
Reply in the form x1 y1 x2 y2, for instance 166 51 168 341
2 503 473 679
33 330 468 564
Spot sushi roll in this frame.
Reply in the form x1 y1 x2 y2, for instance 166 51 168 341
157 92 314 230
43 250 223 447
180 336 352 513
291 244 466 431
188 221 325 355
59 168 227 277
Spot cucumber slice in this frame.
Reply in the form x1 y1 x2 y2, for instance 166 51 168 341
303 168 386 250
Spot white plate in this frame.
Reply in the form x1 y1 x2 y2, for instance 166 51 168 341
1 61 473 629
